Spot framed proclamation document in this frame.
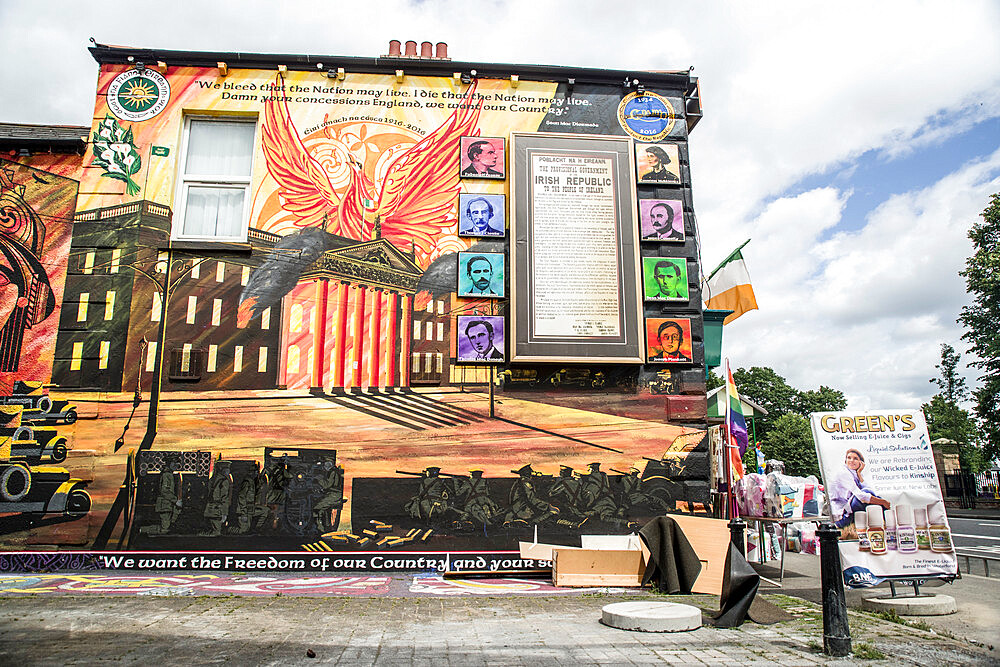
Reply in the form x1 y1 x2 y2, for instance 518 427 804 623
510 133 643 363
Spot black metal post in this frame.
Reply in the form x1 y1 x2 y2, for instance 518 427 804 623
817 522 851 657
728 517 746 556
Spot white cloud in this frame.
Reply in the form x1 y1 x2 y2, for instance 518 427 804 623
724 148 1000 409
0 0 999 410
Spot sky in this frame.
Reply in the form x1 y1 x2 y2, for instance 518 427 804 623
1 0 998 410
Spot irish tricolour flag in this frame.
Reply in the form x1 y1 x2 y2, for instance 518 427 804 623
704 240 758 324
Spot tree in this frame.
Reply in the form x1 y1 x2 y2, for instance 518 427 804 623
760 413 820 478
706 368 724 391
795 386 847 416
922 343 985 473
959 193 1000 466
732 366 799 435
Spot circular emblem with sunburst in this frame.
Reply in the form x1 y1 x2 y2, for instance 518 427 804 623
106 69 170 122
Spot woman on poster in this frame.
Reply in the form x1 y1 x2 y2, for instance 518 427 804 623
829 448 890 528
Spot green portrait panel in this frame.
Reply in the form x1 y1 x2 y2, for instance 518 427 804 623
642 257 688 302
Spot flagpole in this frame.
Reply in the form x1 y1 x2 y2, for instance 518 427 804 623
723 359 734 519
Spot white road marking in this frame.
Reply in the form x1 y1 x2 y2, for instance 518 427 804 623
953 533 1000 541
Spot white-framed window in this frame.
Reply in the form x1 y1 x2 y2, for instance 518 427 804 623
104 291 116 320
77 293 89 322
99 341 110 370
437 300 445 315
241 265 250 286
411 353 421 373
173 117 256 241
190 260 200 279
287 345 300 374
425 321 433 341
207 344 218 373
145 342 157 372
261 307 271 330
234 345 244 373
436 322 444 341
70 342 83 371
151 292 162 322
413 320 421 340
212 298 222 326
110 249 121 274
216 261 226 282
258 347 268 372
186 296 197 324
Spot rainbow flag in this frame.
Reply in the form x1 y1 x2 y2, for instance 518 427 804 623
725 360 748 482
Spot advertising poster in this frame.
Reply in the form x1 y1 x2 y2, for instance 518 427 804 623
811 410 958 588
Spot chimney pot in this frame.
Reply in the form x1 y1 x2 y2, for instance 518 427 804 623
388 40 401 57
420 41 433 58
404 40 418 57
435 42 448 59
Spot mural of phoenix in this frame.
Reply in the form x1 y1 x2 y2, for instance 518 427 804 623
238 77 485 321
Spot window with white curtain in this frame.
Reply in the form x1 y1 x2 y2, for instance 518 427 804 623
174 117 256 240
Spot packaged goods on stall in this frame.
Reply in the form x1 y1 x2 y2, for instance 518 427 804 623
734 473 768 517
764 472 824 519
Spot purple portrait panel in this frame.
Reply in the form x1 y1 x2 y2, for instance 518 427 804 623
456 315 505 363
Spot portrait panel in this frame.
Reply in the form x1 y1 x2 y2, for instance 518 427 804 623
642 256 688 302
458 193 506 238
639 199 684 242
645 317 693 364
457 251 505 298
456 315 506 363
635 142 680 185
460 136 506 180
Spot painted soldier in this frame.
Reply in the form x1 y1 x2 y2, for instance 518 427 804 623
404 466 450 523
202 461 233 536
504 464 558 526
312 461 345 533
140 470 181 535
234 475 256 534
264 455 291 532
251 464 272 533
454 469 500 527
547 465 587 525
579 462 621 522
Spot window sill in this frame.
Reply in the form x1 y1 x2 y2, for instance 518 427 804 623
165 240 253 254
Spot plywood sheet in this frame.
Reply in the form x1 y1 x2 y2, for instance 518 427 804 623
670 514 730 595
552 548 645 587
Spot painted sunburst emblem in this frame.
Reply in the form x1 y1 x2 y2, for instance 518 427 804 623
118 79 158 111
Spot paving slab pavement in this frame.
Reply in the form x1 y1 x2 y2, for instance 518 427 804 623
758 551 999 654
0 580 994 665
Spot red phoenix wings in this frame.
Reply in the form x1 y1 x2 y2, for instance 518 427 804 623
261 76 483 264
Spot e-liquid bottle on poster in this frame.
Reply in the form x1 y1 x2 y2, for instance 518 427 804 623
914 507 931 550
928 501 954 553
855 509 869 551
884 509 898 551
896 504 918 553
867 505 887 555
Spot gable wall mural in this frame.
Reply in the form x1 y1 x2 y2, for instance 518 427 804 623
0 50 710 571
